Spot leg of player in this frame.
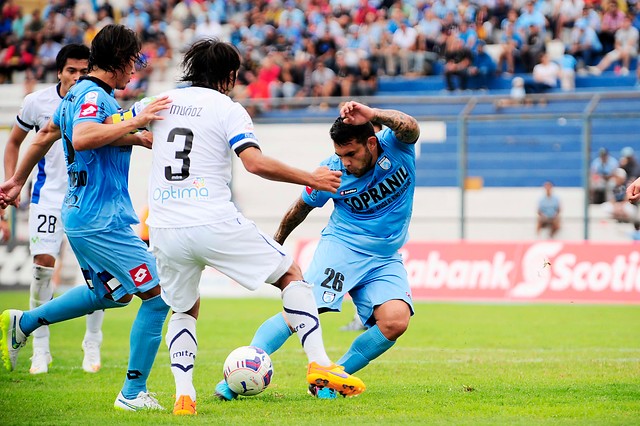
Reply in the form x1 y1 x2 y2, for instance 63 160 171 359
165 300 199 416
0 285 125 373
82 309 104 373
277 265 366 397
114 287 169 412
336 300 410 375
28 256 55 375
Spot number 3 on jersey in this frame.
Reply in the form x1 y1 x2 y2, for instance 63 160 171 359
164 127 193 181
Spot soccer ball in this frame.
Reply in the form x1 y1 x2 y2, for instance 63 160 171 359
223 346 273 396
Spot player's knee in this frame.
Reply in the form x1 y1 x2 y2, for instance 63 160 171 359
378 316 410 341
114 293 134 305
33 254 56 268
273 262 304 290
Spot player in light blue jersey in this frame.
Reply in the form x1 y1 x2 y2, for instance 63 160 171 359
0 24 172 411
215 101 420 400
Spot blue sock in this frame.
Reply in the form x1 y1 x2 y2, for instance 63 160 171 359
337 325 395 374
250 312 293 355
121 295 169 399
20 285 124 335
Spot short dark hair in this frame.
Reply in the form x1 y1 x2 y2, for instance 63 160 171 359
56 43 90 73
180 38 241 93
88 24 143 74
329 117 375 146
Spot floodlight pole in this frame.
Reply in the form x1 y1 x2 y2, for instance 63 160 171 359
582 94 600 241
458 97 477 240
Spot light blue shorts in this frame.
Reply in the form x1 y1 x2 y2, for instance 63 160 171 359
67 226 159 301
305 239 414 328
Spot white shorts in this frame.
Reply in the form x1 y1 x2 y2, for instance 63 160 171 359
150 215 293 313
28 204 64 257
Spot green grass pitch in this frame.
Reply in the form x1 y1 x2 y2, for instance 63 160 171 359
0 291 638 425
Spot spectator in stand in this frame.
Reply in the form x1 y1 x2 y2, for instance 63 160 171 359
537 181 561 239
606 168 635 222
619 146 640 181
569 19 603 72
589 14 638 76
33 36 61 82
590 147 619 204
458 20 479 52
387 20 422 76
444 37 473 91
599 0 626 54
468 40 496 90
629 221 640 242
524 52 560 93
352 57 378 96
496 22 523 74
353 0 377 25
334 51 359 96
551 0 583 41
520 23 546 73
417 8 443 53
559 49 577 91
515 1 547 37
0 36 34 84
311 60 337 98
271 58 304 99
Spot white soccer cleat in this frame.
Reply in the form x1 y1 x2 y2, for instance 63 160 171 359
0 309 28 371
114 391 164 411
82 340 101 373
29 350 52 374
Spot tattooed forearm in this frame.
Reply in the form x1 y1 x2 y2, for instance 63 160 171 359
371 108 420 144
274 198 315 245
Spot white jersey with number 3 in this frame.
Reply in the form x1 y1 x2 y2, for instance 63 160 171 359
147 86 260 228
16 84 67 209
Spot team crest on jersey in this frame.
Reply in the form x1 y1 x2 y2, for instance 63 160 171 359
340 188 357 196
377 156 392 170
322 291 336 303
84 91 99 104
79 103 98 117
129 264 153 286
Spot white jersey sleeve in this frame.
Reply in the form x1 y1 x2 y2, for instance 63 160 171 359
16 85 67 209
147 86 260 228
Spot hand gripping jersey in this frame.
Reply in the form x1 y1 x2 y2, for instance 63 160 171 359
53 76 138 236
302 128 416 257
15 84 67 209
146 86 259 228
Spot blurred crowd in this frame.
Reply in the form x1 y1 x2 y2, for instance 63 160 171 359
1 0 640 98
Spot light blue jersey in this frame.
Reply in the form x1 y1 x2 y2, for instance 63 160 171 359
53 76 138 237
302 127 415 257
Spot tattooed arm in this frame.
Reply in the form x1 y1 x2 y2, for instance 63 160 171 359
339 100 420 144
274 197 316 245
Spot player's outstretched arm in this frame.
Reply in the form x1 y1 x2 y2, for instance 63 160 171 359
340 101 420 144
0 119 60 208
273 197 315 245
238 147 342 193
3 124 30 207
627 177 640 203
75 96 171 150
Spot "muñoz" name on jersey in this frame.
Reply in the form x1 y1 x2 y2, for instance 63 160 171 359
343 166 410 213
169 104 203 117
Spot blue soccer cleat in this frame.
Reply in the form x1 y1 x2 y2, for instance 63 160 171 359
214 379 238 401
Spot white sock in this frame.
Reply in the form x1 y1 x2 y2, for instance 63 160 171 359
165 312 197 401
30 265 54 352
84 309 104 344
281 281 331 366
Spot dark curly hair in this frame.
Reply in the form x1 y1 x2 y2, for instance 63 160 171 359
180 38 241 93
329 117 375 146
88 24 144 74
56 44 90 72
